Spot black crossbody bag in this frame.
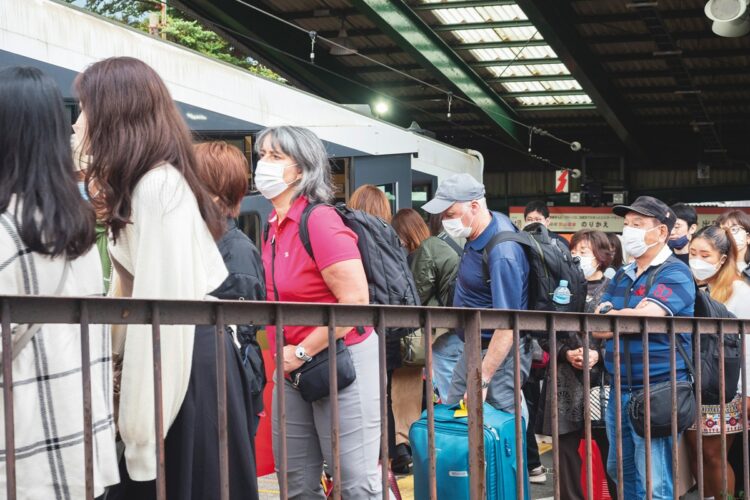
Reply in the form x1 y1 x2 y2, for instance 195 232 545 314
621 258 696 438
270 232 356 403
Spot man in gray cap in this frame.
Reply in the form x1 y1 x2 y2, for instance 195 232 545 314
594 195 695 500
422 174 531 421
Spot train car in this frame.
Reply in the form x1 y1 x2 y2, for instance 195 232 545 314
0 0 482 246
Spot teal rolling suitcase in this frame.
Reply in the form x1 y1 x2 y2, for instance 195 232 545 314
409 403 530 500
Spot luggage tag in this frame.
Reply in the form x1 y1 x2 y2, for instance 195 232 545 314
453 399 468 418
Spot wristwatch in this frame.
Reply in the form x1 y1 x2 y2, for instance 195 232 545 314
295 345 313 363
481 378 490 389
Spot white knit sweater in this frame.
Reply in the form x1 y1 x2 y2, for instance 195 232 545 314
110 164 227 481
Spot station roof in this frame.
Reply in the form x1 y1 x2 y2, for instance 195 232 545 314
173 0 750 172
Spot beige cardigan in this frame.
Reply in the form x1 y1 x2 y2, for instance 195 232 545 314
110 164 227 481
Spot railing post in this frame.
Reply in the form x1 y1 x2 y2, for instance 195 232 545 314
740 320 750 499
549 314 560 500
693 321 704 499
668 319 679 500
377 309 389 500
79 301 94 500
464 310 485 500
151 302 167 500
582 315 594 500
613 319 624 500
1 299 16 500
512 313 524 500
423 311 437 500
641 318 652 500
327 307 341 500
274 305 288 500
718 320 728 500
214 305 229 500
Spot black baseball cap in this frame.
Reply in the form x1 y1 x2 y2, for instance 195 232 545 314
613 196 676 232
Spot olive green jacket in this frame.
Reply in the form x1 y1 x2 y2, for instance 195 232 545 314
410 235 461 307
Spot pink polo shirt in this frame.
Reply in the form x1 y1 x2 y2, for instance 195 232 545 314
262 196 373 349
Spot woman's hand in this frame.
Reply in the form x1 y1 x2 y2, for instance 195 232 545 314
566 348 582 368
567 348 599 370
282 345 305 374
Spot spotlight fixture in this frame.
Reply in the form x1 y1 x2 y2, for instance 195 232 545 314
373 100 390 117
705 0 750 37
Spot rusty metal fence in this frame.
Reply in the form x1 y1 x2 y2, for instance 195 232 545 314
1 295 749 500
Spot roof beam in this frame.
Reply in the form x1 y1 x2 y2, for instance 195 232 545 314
514 0 648 157
411 0 518 10
432 20 534 31
350 0 524 145
470 58 562 67
350 38 551 56
452 39 549 50
285 8 359 21
375 73 577 89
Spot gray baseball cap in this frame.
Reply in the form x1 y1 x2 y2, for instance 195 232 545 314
422 173 486 214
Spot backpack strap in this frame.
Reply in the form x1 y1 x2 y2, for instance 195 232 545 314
481 231 532 284
298 202 330 260
437 232 463 258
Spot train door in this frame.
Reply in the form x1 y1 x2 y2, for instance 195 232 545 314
351 154 412 216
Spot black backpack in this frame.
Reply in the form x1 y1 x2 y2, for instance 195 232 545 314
693 287 742 405
482 222 587 312
265 202 420 333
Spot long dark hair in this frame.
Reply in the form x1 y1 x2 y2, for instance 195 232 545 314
0 66 95 258
74 57 223 241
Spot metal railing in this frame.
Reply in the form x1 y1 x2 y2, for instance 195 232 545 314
1 295 749 500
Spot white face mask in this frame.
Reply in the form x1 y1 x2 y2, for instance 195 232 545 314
254 160 298 200
621 225 660 258
689 258 721 281
732 229 748 250
577 255 598 278
442 203 474 239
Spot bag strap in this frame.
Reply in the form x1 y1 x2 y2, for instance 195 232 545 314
624 340 633 390
3 262 69 368
481 231 531 284
437 232 463 258
298 202 329 260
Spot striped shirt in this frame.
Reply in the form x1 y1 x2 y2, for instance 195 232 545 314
601 245 695 388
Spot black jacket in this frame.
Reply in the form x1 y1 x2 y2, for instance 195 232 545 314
210 220 266 429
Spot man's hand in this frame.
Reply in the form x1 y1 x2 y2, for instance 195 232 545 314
282 345 305 374
463 386 488 406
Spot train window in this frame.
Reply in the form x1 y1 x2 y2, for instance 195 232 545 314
237 211 262 248
411 183 432 214
331 157 350 204
377 183 397 216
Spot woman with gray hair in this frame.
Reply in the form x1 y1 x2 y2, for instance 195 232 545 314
256 126 382 498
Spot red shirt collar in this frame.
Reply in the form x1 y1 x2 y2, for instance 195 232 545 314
268 195 309 226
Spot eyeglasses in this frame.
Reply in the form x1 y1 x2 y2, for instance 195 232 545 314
722 224 746 235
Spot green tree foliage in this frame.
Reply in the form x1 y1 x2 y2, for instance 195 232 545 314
65 0 286 83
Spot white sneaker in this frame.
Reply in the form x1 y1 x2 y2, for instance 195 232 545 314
528 465 547 484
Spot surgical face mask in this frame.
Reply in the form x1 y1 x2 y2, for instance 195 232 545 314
732 229 748 250
254 160 298 200
668 235 689 251
577 255 598 279
621 225 660 258
689 258 720 281
442 204 473 239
